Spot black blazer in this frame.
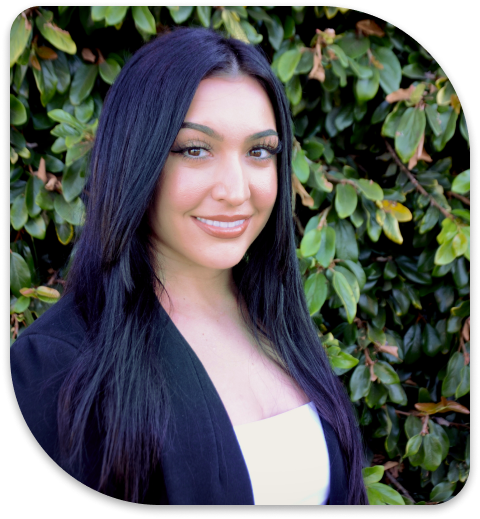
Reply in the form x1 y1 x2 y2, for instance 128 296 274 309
10 293 348 504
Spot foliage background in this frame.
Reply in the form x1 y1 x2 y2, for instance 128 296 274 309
10 6 470 505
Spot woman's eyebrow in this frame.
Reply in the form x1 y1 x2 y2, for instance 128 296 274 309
180 123 278 143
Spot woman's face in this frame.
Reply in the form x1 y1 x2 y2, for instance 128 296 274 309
150 75 279 272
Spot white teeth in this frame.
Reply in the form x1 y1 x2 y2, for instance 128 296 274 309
196 217 246 228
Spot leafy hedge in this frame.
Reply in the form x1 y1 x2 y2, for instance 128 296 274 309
10 6 470 505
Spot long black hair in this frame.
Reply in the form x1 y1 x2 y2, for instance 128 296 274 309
60 27 368 504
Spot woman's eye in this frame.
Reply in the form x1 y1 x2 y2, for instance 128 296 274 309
249 148 271 159
185 147 208 158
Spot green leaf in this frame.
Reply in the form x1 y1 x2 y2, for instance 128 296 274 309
300 228 322 258
387 383 407 405
419 206 440 234
362 465 384 485
167 6 194 24
365 381 388 408
70 64 99 106
54 219 74 245
62 159 86 202
336 33 369 59
442 351 464 397
278 49 303 83
422 323 442 357
25 215 46 240
451 169 470 195
354 178 383 201
355 67 380 103
334 266 360 303
452 257 469 288
292 149 309 183
383 212 403 244
381 102 407 138
367 324 386 346
25 175 43 217
405 415 422 439
430 481 456 503
304 272 328 315
405 434 423 458
334 219 358 261
404 323 422 364
456 365 470 399
335 183 358 219
425 104 443 137
10 94 27 126
196 6 211 28
435 238 456 266
373 361 400 384
332 270 357 323
52 52 71 94
367 483 404 505
132 6 156 35
240 20 263 44
99 58 121 85
349 364 371 401
315 226 336 268
394 107 426 163
10 251 32 297
48 108 85 130
105 6 129 26
54 195 85 225
66 141 93 166
422 433 443 471
13 295 31 314
33 60 58 107
35 187 55 211
10 13 32 68
372 46 402 94
337 260 366 290
74 97 94 124
459 111 469 145
285 75 302 106
91 6 108 22
10 194 28 230
36 14 76 54
328 347 359 370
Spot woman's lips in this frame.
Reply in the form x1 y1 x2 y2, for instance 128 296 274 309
192 215 251 239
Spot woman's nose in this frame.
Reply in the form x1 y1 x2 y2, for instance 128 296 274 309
211 155 251 205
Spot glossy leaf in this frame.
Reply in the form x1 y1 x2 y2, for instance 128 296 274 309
394 107 426 163
315 226 336 268
10 251 32 297
70 64 99 106
36 14 76 54
10 13 32 68
304 272 328 315
132 6 156 35
332 270 357 323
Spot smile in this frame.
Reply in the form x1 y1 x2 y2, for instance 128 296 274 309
192 215 251 239
196 217 246 228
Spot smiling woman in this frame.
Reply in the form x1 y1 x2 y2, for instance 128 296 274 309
11 27 368 505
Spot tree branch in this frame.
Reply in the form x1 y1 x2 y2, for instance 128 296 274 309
385 471 414 504
447 191 470 206
383 139 454 220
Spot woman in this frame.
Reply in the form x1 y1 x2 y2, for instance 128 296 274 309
11 27 368 505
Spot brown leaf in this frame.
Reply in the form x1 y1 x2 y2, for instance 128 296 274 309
45 173 62 193
308 40 325 83
462 317 470 342
292 174 314 207
408 132 432 169
415 402 441 415
33 157 48 184
415 397 470 415
386 84 415 104
377 345 399 358
82 48 96 63
356 19 385 37
36 46 58 60
383 461 399 471
29 53 41 71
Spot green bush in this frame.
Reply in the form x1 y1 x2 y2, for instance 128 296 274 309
10 6 469 505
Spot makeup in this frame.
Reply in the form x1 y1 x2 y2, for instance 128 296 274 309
192 215 251 239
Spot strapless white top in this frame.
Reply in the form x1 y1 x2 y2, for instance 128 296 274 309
233 402 330 505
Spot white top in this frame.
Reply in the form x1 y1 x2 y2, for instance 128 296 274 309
233 402 330 505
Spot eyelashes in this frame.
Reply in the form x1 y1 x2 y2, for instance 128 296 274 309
170 138 282 162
